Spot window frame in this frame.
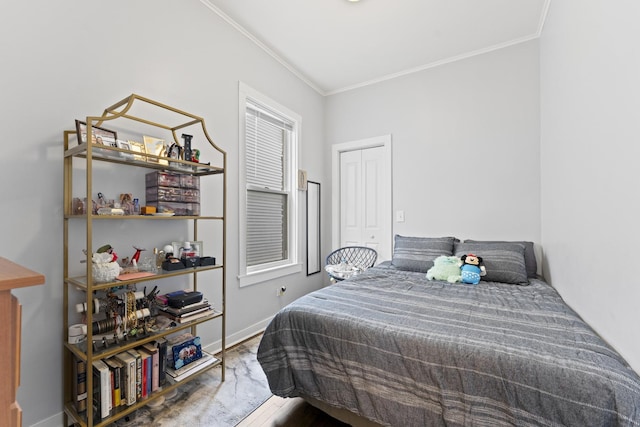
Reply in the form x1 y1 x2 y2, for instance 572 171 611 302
238 82 301 287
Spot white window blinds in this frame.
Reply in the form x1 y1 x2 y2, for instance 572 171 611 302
245 101 292 267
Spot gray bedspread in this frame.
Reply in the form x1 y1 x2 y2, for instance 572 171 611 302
257 265 640 426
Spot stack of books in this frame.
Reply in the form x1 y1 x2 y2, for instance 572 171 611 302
158 299 213 324
165 351 219 382
81 338 168 422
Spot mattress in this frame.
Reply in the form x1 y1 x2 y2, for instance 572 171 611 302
257 264 640 426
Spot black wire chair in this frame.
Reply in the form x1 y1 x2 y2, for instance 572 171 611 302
325 246 378 282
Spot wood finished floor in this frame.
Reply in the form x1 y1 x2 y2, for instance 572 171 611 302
237 395 349 427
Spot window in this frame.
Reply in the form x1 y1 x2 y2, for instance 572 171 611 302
239 83 300 286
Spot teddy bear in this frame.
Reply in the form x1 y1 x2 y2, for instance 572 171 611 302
460 253 486 285
426 255 462 283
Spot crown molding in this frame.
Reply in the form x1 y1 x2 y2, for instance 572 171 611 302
328 0 551 95
201 0 551 97
199 0 326 96
326 34 542 96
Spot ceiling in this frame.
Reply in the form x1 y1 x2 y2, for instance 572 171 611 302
201 0 550 96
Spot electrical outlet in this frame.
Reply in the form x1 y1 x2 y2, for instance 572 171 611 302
396 210 405 222
276 286 287 296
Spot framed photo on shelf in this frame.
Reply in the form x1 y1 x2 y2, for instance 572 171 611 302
143 135 168 165
128 140 146 161
172 241 203 259
75 120 118 147
167 143 183 160
167 142 184 168
116 140 134 159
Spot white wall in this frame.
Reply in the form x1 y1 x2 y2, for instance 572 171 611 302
0 1 325 425
540 1 640 372
325 41 541 246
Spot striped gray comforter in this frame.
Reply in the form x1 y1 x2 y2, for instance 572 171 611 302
257 265 640 426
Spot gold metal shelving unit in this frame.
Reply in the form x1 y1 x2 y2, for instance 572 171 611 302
62 94 226 427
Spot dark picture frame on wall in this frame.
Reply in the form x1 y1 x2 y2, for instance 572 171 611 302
306 181 321 275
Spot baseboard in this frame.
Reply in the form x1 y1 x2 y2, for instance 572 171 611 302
30 412 64 427
203 315 273 354
31 315 275 427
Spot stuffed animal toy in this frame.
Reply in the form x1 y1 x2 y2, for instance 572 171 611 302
460 253 486 285
426 255 462 283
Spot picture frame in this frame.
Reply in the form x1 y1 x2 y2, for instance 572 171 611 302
143 135 168 165
167 142 183 160
128 140 146 161
116 140 134 159
75 120 118 147
171 241 203 259
306 181 321 275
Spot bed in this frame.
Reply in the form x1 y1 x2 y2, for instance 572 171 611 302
257 237 640 426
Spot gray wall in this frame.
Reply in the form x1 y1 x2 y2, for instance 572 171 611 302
0 1 325 425
325 41 541 249
540 0 640 371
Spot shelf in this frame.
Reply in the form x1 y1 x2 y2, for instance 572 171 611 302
65 264 223 291
63 94 227 427
63 356 221 427
64 143 223 176
64 310 223 361
64 214 223 221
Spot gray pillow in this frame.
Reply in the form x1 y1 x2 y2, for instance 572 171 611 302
465 240 537 278
454 241 528 285
391 235 456 273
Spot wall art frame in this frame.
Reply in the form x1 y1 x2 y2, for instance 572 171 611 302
306 180 321 275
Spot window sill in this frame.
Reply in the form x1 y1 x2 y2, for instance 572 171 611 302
238 263 302 287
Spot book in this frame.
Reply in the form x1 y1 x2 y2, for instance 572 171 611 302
91 360 101 422
155 338 168 386
114 351 137 406
158 300 210 316
114 357 127 406
103 360 113 414
108 367 115 408
92 359 111 419
165 351 219 382
104 357 123 407
72 356 87 414
127 349 143 401
142 343 160 392
137 348 151 399
162 307 214 324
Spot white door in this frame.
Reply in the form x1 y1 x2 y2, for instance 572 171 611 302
339 149 363 247
332 135 392 263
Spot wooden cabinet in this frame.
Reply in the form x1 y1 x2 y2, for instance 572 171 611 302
0 258 45 427
62 94 226 426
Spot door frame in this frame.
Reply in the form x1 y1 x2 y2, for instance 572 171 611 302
331 134 393 259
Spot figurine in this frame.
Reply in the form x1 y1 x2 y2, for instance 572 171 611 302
129 246 146 266
182 133 193 161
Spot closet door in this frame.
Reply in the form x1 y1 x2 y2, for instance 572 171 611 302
339 145 388 257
